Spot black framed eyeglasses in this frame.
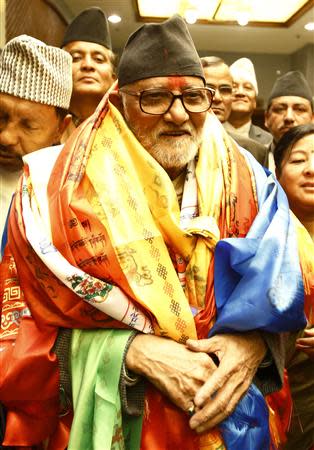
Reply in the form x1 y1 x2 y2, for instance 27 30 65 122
119 87 215 115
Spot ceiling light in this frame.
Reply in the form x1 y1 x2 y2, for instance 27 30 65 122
185 9 198 24
304 21 314 30
237 12 250 26
136 0 312 25
136 0 219 21
108 14 121 24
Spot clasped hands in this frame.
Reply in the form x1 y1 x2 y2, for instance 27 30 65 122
126 331 266 433
295 326 314 359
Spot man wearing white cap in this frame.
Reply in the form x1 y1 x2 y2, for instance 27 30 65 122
225 57 272 145
0 34 73 242
201 56 268 166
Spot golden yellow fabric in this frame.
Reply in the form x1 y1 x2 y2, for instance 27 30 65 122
84 103 243 342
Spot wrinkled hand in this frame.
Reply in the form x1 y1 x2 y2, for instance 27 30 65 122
186 332 266 433
296 327 314 359
125 334 217 412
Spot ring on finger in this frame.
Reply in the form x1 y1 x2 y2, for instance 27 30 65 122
187 403 196 417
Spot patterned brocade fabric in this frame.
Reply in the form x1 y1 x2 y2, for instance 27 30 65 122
0 82 312 449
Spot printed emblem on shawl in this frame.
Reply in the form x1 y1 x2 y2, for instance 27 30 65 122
0 254 31 339
67 273 113 302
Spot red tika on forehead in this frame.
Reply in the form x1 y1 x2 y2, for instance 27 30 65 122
166 76 189 90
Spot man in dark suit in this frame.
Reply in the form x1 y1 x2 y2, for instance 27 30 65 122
225 57 272 146
265 70 314 171
201 56 269 167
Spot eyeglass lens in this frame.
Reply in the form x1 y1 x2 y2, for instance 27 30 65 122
140 88 213 114
206 84 232 96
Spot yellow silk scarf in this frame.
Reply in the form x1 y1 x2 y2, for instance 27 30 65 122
81 101 248 342
293 215 314 323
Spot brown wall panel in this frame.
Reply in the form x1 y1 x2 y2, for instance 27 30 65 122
6 0 67 46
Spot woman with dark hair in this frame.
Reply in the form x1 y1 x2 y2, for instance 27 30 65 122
275 123 314 241
274 123 314 450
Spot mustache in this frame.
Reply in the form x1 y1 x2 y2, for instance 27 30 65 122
0 145 22 157
159 126 193 134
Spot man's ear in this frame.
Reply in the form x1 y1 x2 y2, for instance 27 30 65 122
54 114 73 144
109 91 123 114
264 110 269 130
60 114 73 135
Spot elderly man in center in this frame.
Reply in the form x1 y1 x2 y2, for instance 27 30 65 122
0 15 310 450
